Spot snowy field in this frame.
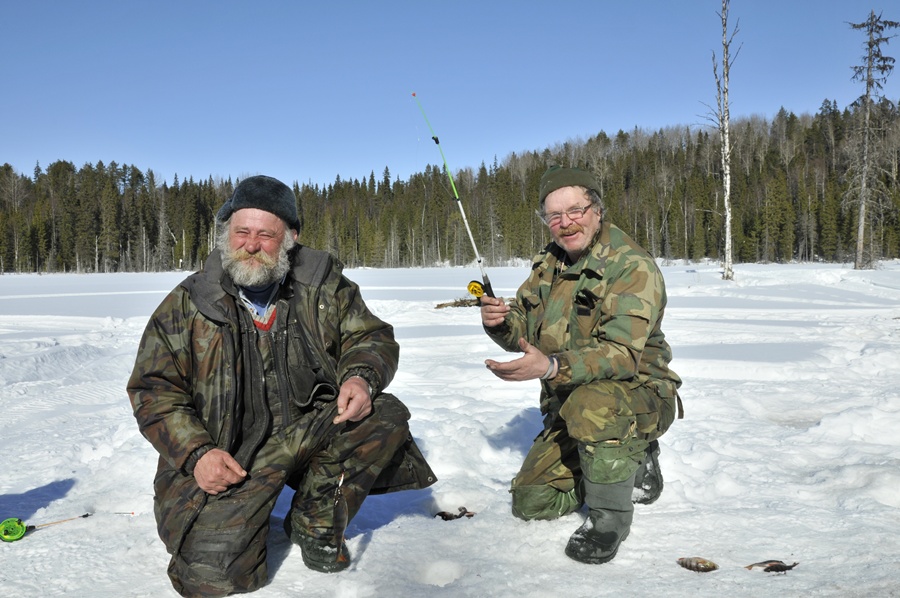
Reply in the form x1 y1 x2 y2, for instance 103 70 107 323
1 261 899 597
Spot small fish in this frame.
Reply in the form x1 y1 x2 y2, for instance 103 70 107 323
745 560 799 573
677 557 719 572
434 506 476 521
332 472 349 565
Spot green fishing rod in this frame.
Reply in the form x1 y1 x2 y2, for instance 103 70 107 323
412 92 494 299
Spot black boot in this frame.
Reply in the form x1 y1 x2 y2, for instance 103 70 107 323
295 533 351 573
284 515 350 573
565 472 635 564
632 440 663 505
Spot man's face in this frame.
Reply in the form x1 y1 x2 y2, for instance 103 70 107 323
220 208 297 287
542 186 601 261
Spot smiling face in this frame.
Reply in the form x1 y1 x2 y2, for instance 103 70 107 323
228 208 290 255
219 208 298 287
543 186 602 262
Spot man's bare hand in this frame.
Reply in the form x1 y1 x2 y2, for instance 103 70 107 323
193 448 247 495
485 337 555 381
334 376 373 424
480 295 510 328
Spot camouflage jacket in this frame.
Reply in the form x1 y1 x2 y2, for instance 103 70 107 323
127 245 403 474
486 220 681 401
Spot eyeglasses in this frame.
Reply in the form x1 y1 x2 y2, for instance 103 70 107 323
536 204 595 226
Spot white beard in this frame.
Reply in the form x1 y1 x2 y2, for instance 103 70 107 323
218 231 294 288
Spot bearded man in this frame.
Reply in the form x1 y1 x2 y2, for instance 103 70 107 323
128 175 435 597
480 166 683 565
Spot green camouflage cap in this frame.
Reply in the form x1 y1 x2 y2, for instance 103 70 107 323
539 166 602 205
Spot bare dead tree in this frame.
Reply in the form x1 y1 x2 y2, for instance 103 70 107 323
847 10 899 269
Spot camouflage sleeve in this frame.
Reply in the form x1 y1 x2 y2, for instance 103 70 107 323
328 271 399 393
126 288 214 471
552 254 664 386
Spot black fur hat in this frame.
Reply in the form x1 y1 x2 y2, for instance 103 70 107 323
216 175 300 231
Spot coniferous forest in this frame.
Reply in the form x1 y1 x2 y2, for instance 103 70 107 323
1 99 899 274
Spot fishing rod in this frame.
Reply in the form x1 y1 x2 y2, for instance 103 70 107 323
1 512 93 542
412 92 494 299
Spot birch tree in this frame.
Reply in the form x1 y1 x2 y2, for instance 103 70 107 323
710 0 739 280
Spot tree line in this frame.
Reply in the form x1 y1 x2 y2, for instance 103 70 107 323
1 97 899 274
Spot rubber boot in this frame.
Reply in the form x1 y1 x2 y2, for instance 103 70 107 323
283 515 350 573
565 472 636 564
632 440 663 505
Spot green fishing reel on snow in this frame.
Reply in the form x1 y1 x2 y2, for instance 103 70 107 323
1 517 28 542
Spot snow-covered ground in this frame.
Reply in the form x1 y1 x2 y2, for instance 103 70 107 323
1 261 899 597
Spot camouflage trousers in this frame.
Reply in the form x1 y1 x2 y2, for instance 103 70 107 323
154 394 412 597
510 379 676 521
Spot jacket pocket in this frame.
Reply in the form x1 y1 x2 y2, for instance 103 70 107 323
286 330 321 408
635 381 678 441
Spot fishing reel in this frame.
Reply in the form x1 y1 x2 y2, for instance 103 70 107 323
1 518 28 542
467 279 497 302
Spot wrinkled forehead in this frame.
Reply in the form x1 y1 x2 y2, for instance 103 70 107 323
542 186 591 211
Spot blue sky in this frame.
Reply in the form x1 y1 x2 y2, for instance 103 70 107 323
3 1 897 190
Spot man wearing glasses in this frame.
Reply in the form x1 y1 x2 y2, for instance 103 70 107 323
480 165 683 565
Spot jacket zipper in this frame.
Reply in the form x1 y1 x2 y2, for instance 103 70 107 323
274 299 293 427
